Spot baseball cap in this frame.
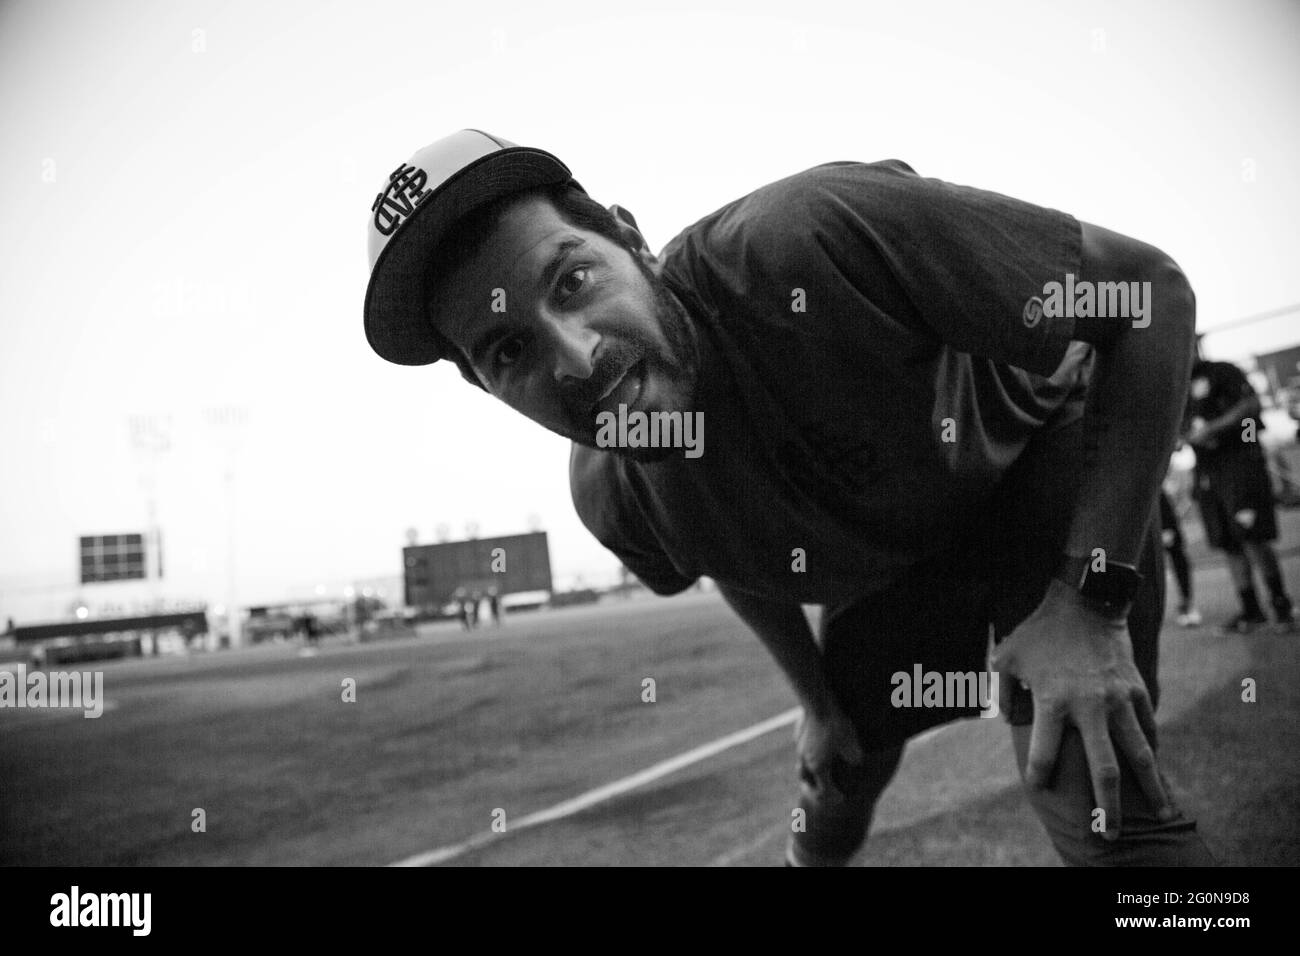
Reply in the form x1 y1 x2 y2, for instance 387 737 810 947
363 129 580 366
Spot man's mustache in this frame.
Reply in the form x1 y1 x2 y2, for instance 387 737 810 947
562 343 643 421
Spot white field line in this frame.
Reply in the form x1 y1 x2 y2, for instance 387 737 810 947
388 706 802 867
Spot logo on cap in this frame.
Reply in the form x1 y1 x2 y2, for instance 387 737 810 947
371 164 431 237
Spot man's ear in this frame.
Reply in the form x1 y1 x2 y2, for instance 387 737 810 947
451 349 489 393
608 204 654 263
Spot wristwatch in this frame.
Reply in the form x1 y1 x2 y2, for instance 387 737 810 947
1055 555 1143 620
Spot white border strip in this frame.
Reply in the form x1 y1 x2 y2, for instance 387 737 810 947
389 707 802 867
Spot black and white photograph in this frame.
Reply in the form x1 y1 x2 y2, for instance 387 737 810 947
1 0 1297 926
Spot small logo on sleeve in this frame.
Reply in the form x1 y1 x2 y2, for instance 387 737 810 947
371 164 431 237
1022 296 1044 328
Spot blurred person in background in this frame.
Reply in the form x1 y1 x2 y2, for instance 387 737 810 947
1158 484 1200 627
1186 354 1295 633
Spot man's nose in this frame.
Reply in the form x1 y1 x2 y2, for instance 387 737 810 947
545 318 600 383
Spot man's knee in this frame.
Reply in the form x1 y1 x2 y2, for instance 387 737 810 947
787 745 904 866
1009 724 1217 866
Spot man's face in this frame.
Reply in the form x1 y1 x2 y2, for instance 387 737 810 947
434 195 699 459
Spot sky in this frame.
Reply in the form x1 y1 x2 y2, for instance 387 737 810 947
2 0 1298 623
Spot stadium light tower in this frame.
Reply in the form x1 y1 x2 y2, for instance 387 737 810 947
128 413 172 612
203 406 249 646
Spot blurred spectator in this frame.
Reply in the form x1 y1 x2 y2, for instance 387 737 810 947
1187 356 1295 633
302 609 320 646
468 590 482 629
454 587 472 631
1158 488 1200 627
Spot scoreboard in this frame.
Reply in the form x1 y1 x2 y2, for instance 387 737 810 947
79 533 149 584
403 532 552 610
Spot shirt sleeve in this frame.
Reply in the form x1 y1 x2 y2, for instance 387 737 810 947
668 160 1084 377
569 445 698 596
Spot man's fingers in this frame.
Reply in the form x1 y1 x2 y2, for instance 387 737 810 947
1078 708 1123 841
1113 703 1174 821
988 644 1014 680
997 662 1015 716
1023 699 1065 789
1131 689 1159 750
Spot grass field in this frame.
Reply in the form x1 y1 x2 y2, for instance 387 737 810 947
2 519 1298 866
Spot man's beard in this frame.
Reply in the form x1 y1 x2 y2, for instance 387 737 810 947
560 260 701 462
635 256 700 409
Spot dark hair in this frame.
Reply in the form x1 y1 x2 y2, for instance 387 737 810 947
428 182 631 390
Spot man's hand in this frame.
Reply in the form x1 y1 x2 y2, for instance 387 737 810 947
990 578 1177 839
795 701 865 800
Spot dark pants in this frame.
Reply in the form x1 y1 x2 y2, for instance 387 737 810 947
1195 451 1279 552
1159 491 1193 607
789 417 1216 866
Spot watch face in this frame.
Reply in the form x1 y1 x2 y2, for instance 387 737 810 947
1082 563 1141 606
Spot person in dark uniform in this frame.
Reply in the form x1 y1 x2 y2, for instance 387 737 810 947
1158 486 1200 627
363 130 1216 865
1187 356 1295 633
301 608 321 646
454 587 472 631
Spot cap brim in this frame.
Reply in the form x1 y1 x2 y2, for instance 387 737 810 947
364 147 575 366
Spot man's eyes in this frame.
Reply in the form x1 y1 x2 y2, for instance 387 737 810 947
489 267 592 373
492 334 528 369
557 266 589 299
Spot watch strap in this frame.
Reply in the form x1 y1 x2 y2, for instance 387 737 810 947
1055 555 1143 619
